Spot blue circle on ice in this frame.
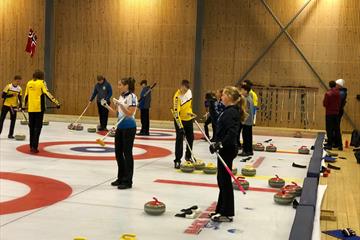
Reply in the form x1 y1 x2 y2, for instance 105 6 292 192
70 146 115 153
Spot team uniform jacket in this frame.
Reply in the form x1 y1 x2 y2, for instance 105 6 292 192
214 105 241 148
23 79 59 112
117 91 138 129
173 89 193 126
2 84 22 107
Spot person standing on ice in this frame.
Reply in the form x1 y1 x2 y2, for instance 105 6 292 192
23 70 60 153
172 79 194 169
208 86 247 222
108 77 138 190
89 75 112 131
0 75 22 139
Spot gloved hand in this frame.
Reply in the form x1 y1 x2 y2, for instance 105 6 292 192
56 104 61 109
209 142 222 154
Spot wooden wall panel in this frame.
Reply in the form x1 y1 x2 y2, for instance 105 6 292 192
0 0 45 102
200 0 360 131
53 0 196 120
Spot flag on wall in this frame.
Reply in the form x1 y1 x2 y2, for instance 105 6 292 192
25 28 37 57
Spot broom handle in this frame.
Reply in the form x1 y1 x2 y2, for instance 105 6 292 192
100 116 125 141
193 119 246 195
73 102 91 125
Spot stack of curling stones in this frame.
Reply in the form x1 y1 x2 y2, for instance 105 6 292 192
20 120 28 125
194 160 205 170
268 175 285 188
265 144 277 152
68 123 84 131
180 161 195 173
298 146 310 154
281 182 302 197
144 197 166 216
274 190 294 205
232 177 249 190
253 143 265 151
43 120 49 125
203 163 217 174
241 165 256 176
87 127 97 133
15 134 26 141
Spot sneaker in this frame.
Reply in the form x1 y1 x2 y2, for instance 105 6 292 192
211 214 233 222
208 212 218 218
117 184 132 190
174 161 181 169
8 135 14 139
111 179 122 186
30 148 39 153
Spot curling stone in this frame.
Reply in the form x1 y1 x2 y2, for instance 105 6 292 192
68 123 84 131
109 130 116 137
43 120 49 125
203 163 217 174
241 165 256 176
281 182 302 197
298 146 310 154
20 120 28 125
268 175 285 188
87 127 97 133
254 143 265 151
274 190 294 205
144 197 166 216
194 160 206 170
294 131 302 138
265 144 277 152
232 167 238 175
180 161 195 173
232 177 249 190
15 134 26 141
120 233 137 240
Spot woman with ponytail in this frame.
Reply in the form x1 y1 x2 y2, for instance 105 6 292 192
110 77 138 190
208 86 246 222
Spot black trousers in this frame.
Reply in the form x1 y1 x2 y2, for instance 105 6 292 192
115 127 136 186
0 105 17 137
97 101 109 129
140 109 150 134
216 146 237 216
326 115 341 147
336 110 344 147
242 124 253 154
28 112 44 150
174 119 194 162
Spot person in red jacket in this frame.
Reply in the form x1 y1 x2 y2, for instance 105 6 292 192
323 81 341 150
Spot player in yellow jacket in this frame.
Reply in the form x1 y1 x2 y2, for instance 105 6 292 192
172 79 194 169
0 75 22 138
23 70 60 153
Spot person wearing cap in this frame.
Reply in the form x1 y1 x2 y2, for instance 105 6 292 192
89 75 113 131
137 80 151 136
335 79 347 150
323 81 341 150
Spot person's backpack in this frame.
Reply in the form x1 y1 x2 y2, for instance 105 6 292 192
350 129 360 147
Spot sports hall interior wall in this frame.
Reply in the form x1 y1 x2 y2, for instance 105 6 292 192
0 0 359 131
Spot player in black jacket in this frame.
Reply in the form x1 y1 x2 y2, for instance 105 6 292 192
209 86 247 222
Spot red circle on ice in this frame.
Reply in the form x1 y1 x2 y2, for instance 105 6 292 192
0 172 72 215
16 141 171 160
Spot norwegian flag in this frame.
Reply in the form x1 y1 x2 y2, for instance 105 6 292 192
25 28 37 57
